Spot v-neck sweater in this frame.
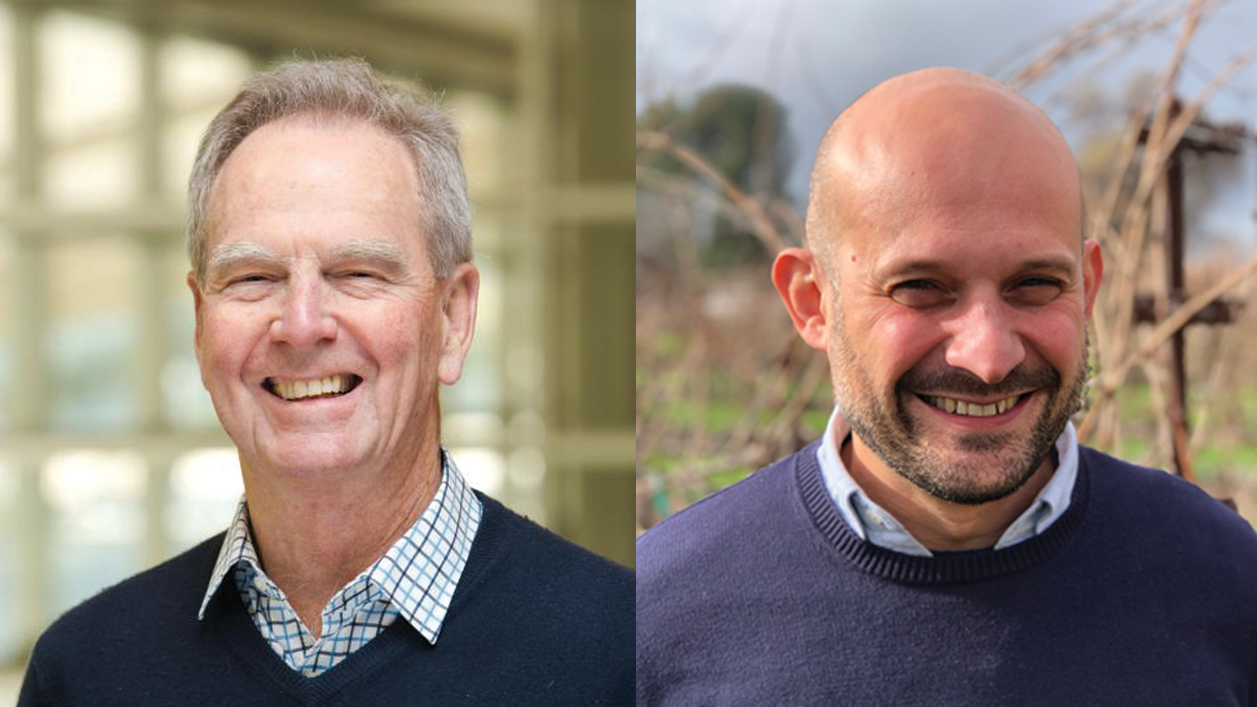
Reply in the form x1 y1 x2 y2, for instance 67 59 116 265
20 494 634 706
636 442 1257 706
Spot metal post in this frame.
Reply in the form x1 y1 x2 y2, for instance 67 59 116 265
11 1 53 652
516 0 555 525
138 28 173 565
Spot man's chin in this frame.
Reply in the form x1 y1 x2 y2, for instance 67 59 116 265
247 435 369 478
895 446 1043 506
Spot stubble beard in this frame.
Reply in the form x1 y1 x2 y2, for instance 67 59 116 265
827 306 1089 506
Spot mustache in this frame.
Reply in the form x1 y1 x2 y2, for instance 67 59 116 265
896 363 1061 399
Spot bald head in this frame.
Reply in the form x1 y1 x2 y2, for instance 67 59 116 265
805 68 1081 272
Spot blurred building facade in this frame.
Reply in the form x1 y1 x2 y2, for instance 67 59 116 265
0 0 634 676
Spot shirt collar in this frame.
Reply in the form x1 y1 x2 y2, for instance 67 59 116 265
815 407 1078 557
198 448 483 644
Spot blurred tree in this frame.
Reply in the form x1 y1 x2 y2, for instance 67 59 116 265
637 84 796 268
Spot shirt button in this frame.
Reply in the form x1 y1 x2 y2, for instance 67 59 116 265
867 509 885 526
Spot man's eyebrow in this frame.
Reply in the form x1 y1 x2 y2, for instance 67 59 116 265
206 242 282 275
1017 257 1078 277
326 239 409 269
879 259 946 277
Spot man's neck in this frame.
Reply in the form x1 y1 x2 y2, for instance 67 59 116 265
840 432 1055 552
240 445 442 638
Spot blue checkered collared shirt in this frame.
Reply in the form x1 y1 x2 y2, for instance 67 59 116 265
197 450 483 677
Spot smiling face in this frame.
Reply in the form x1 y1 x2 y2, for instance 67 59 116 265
189 116 477 482
826 238 1094 505
802 70 1102 505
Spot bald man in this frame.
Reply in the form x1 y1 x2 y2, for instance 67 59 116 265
636 68 1257 706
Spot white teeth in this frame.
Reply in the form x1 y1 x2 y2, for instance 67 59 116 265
272 375 351 401
927 394 1021 418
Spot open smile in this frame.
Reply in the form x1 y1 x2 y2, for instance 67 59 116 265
910 387 1035 427
914 391 1036 421
262 374 363 402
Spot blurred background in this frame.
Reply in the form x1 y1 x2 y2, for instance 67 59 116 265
0 0 633 695
637 0 1257 535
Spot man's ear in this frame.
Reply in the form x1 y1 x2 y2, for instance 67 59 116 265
771 248 830 351
1081 238 1104 322
437 262 480 385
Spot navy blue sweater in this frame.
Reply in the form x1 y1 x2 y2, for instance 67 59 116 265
637 443 1257 706
20 494 633 706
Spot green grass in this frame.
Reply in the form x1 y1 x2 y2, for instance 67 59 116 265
658 400 751 434
1113 384 1158 425
801 409 830 437
1118 436 1150 464
707 467 752 490
1195 443 1257 481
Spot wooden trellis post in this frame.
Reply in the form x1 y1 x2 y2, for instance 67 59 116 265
1134 99 1245 486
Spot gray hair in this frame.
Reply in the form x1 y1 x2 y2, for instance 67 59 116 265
186 57 472 283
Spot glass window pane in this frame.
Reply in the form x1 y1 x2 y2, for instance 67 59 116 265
168 448 242 546
48 237 142 432
506 442 547 522
161 35 252 111
166 107 217 203
447 446 504 497
0 4 13 206
0 456 19 661
446 88 506 198
45 140 138 211
163 247 218 430
0 235 11 432
162 37 252 202
42 450 146 614
40 11 138 144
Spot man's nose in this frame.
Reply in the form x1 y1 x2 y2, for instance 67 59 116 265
943 299 1025 385
269 276 337 346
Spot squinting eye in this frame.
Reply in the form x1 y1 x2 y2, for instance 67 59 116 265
889 280 952 309
1009 278 1063 306
230 274 271 285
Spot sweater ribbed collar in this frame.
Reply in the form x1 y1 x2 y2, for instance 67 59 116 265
795 442 1090 585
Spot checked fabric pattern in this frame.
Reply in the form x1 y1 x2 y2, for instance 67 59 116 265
197 450 483 677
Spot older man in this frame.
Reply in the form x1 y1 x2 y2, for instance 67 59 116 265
20 59 631 706
636 68 1257 705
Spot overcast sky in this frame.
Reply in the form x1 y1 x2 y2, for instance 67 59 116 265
637 0 1257 249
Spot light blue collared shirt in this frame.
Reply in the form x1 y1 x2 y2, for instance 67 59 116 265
816 407 1078 557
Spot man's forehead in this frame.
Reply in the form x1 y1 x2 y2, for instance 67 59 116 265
809 69 1080 265
832 92 1073 198
842 221 1082 279
208 117 420 218
831 80 1083 258
867 246 1081 277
